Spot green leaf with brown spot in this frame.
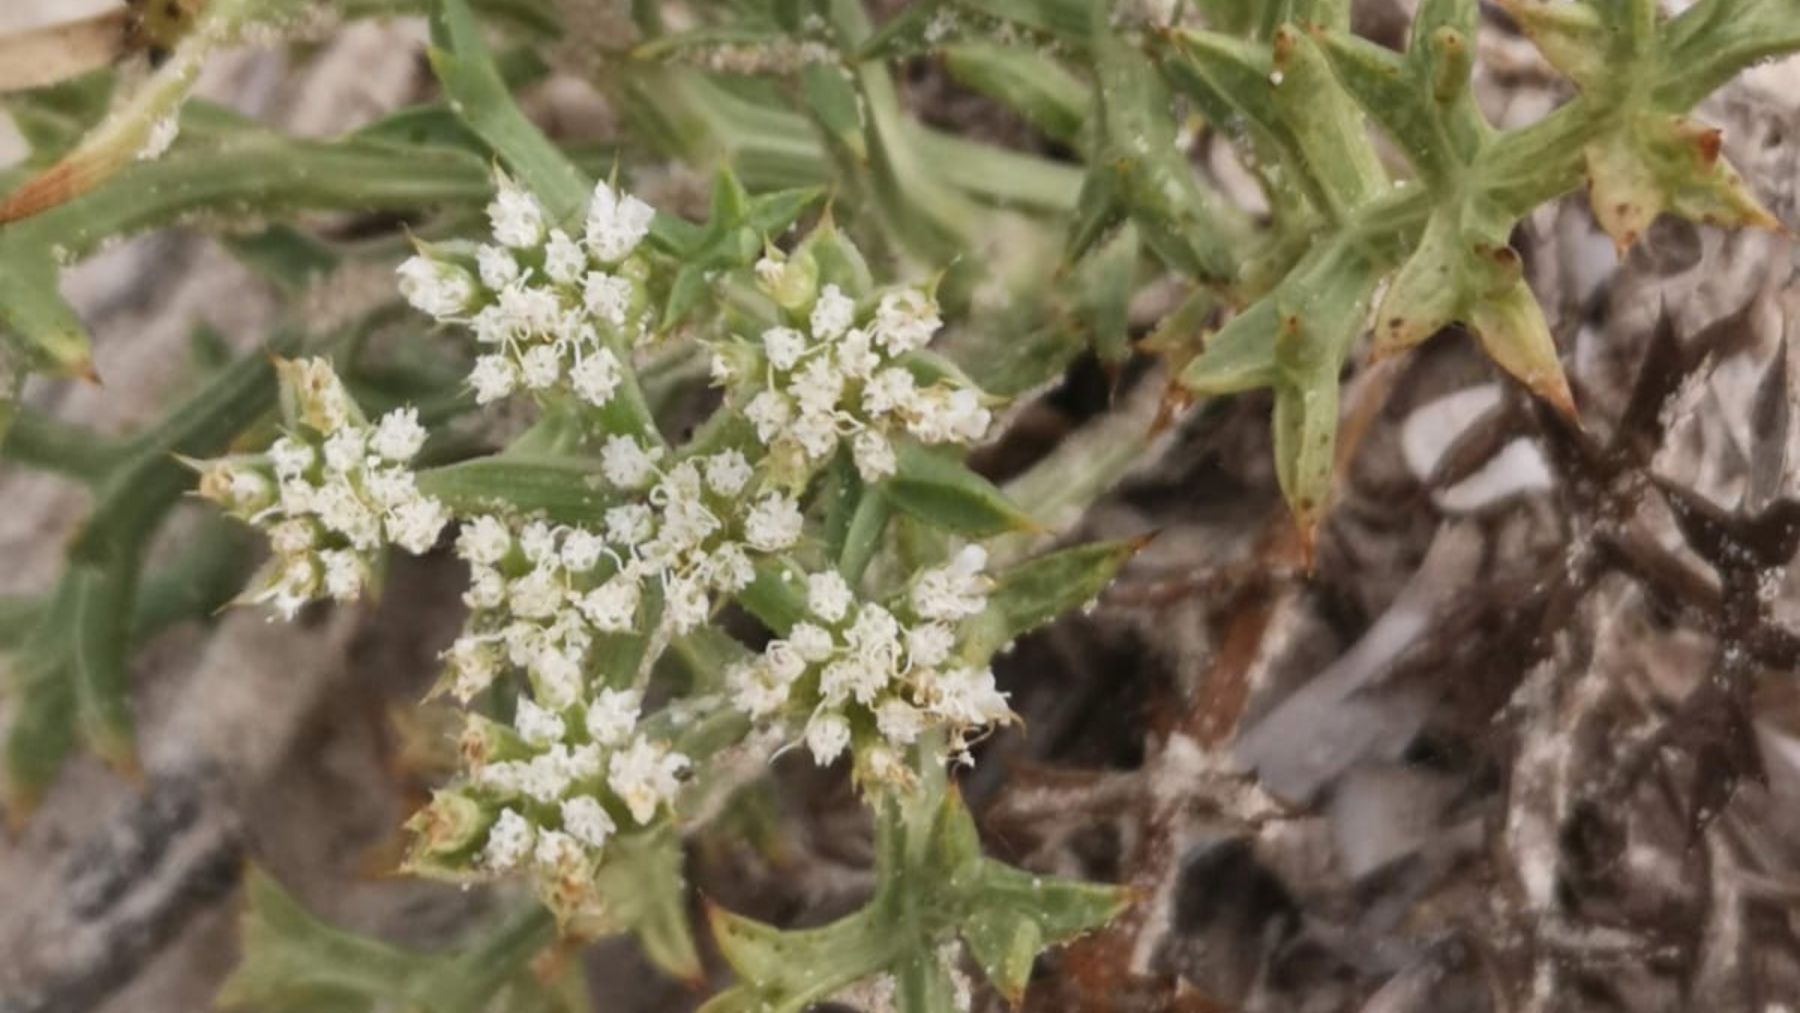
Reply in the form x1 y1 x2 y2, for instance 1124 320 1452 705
1373 204 1574 417
1583 111 1778 251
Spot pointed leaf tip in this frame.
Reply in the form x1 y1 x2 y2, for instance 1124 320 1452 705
1150 382 1195 436
1585 115 1780 253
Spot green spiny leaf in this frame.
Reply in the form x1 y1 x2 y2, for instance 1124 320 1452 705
884 443 1038 537
966 860 1128 966
215 869 421 1012
1495 0 1782 251
960 907 1042 1003
1086 34 1244 280
5 128 490 259
944 789 1125 1004
1182 243 1384 538
1266 25 1388 215
0 239 92 379
1270 252 1384 540
962 539 1141 662
0 120 490 395
1178 298 1283 396
1655 0 1800 109
219 868 558 1013
801 62 867 160
1582 111 1779 251
740 559 811 634
941 43 1089 146
417 455 616 524
430 0 590 224
582 828 704 982
1071 224 1139 367
1269 354 1341 551
3 70 117 163
954 0 1098 44
704 902 890 1011
1373 204 1575 416
658 171 825 328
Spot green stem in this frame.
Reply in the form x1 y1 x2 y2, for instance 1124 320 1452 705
420 903 557 1013
74 331 299 563
0 594 42 646
1 580 79 810
838 490 891 588
1 410 124 482
1475 99 1597 218
597 330 667 446
71 553 142 770
129 516 253 640
1 137 490 262
430 0 591 226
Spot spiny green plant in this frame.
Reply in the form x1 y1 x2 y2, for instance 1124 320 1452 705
618 0 1794 538
201 3 1133 1004
0 0 1794 1008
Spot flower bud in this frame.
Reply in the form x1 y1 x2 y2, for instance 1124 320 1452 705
397 254 478 318
408 789 493 856
856 744 917 794
459 712 533 769
615 256 655 334
275 357 363 434
194 457 275 517
403 790 494 879
755 247 820 315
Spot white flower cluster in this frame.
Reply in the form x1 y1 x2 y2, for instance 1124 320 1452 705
196 358 446 618
397 173 656 407
440 446 802 705
426 442 809 894
728 279 992 483
373 173 1025 906
457 689 688 883
727 546 1013 787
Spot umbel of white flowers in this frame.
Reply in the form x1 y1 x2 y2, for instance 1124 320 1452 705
441 453 802 705
727 272 992 485
194 358 447 618
201 171 1015 926
727 545 1014 785
397 172 655 407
